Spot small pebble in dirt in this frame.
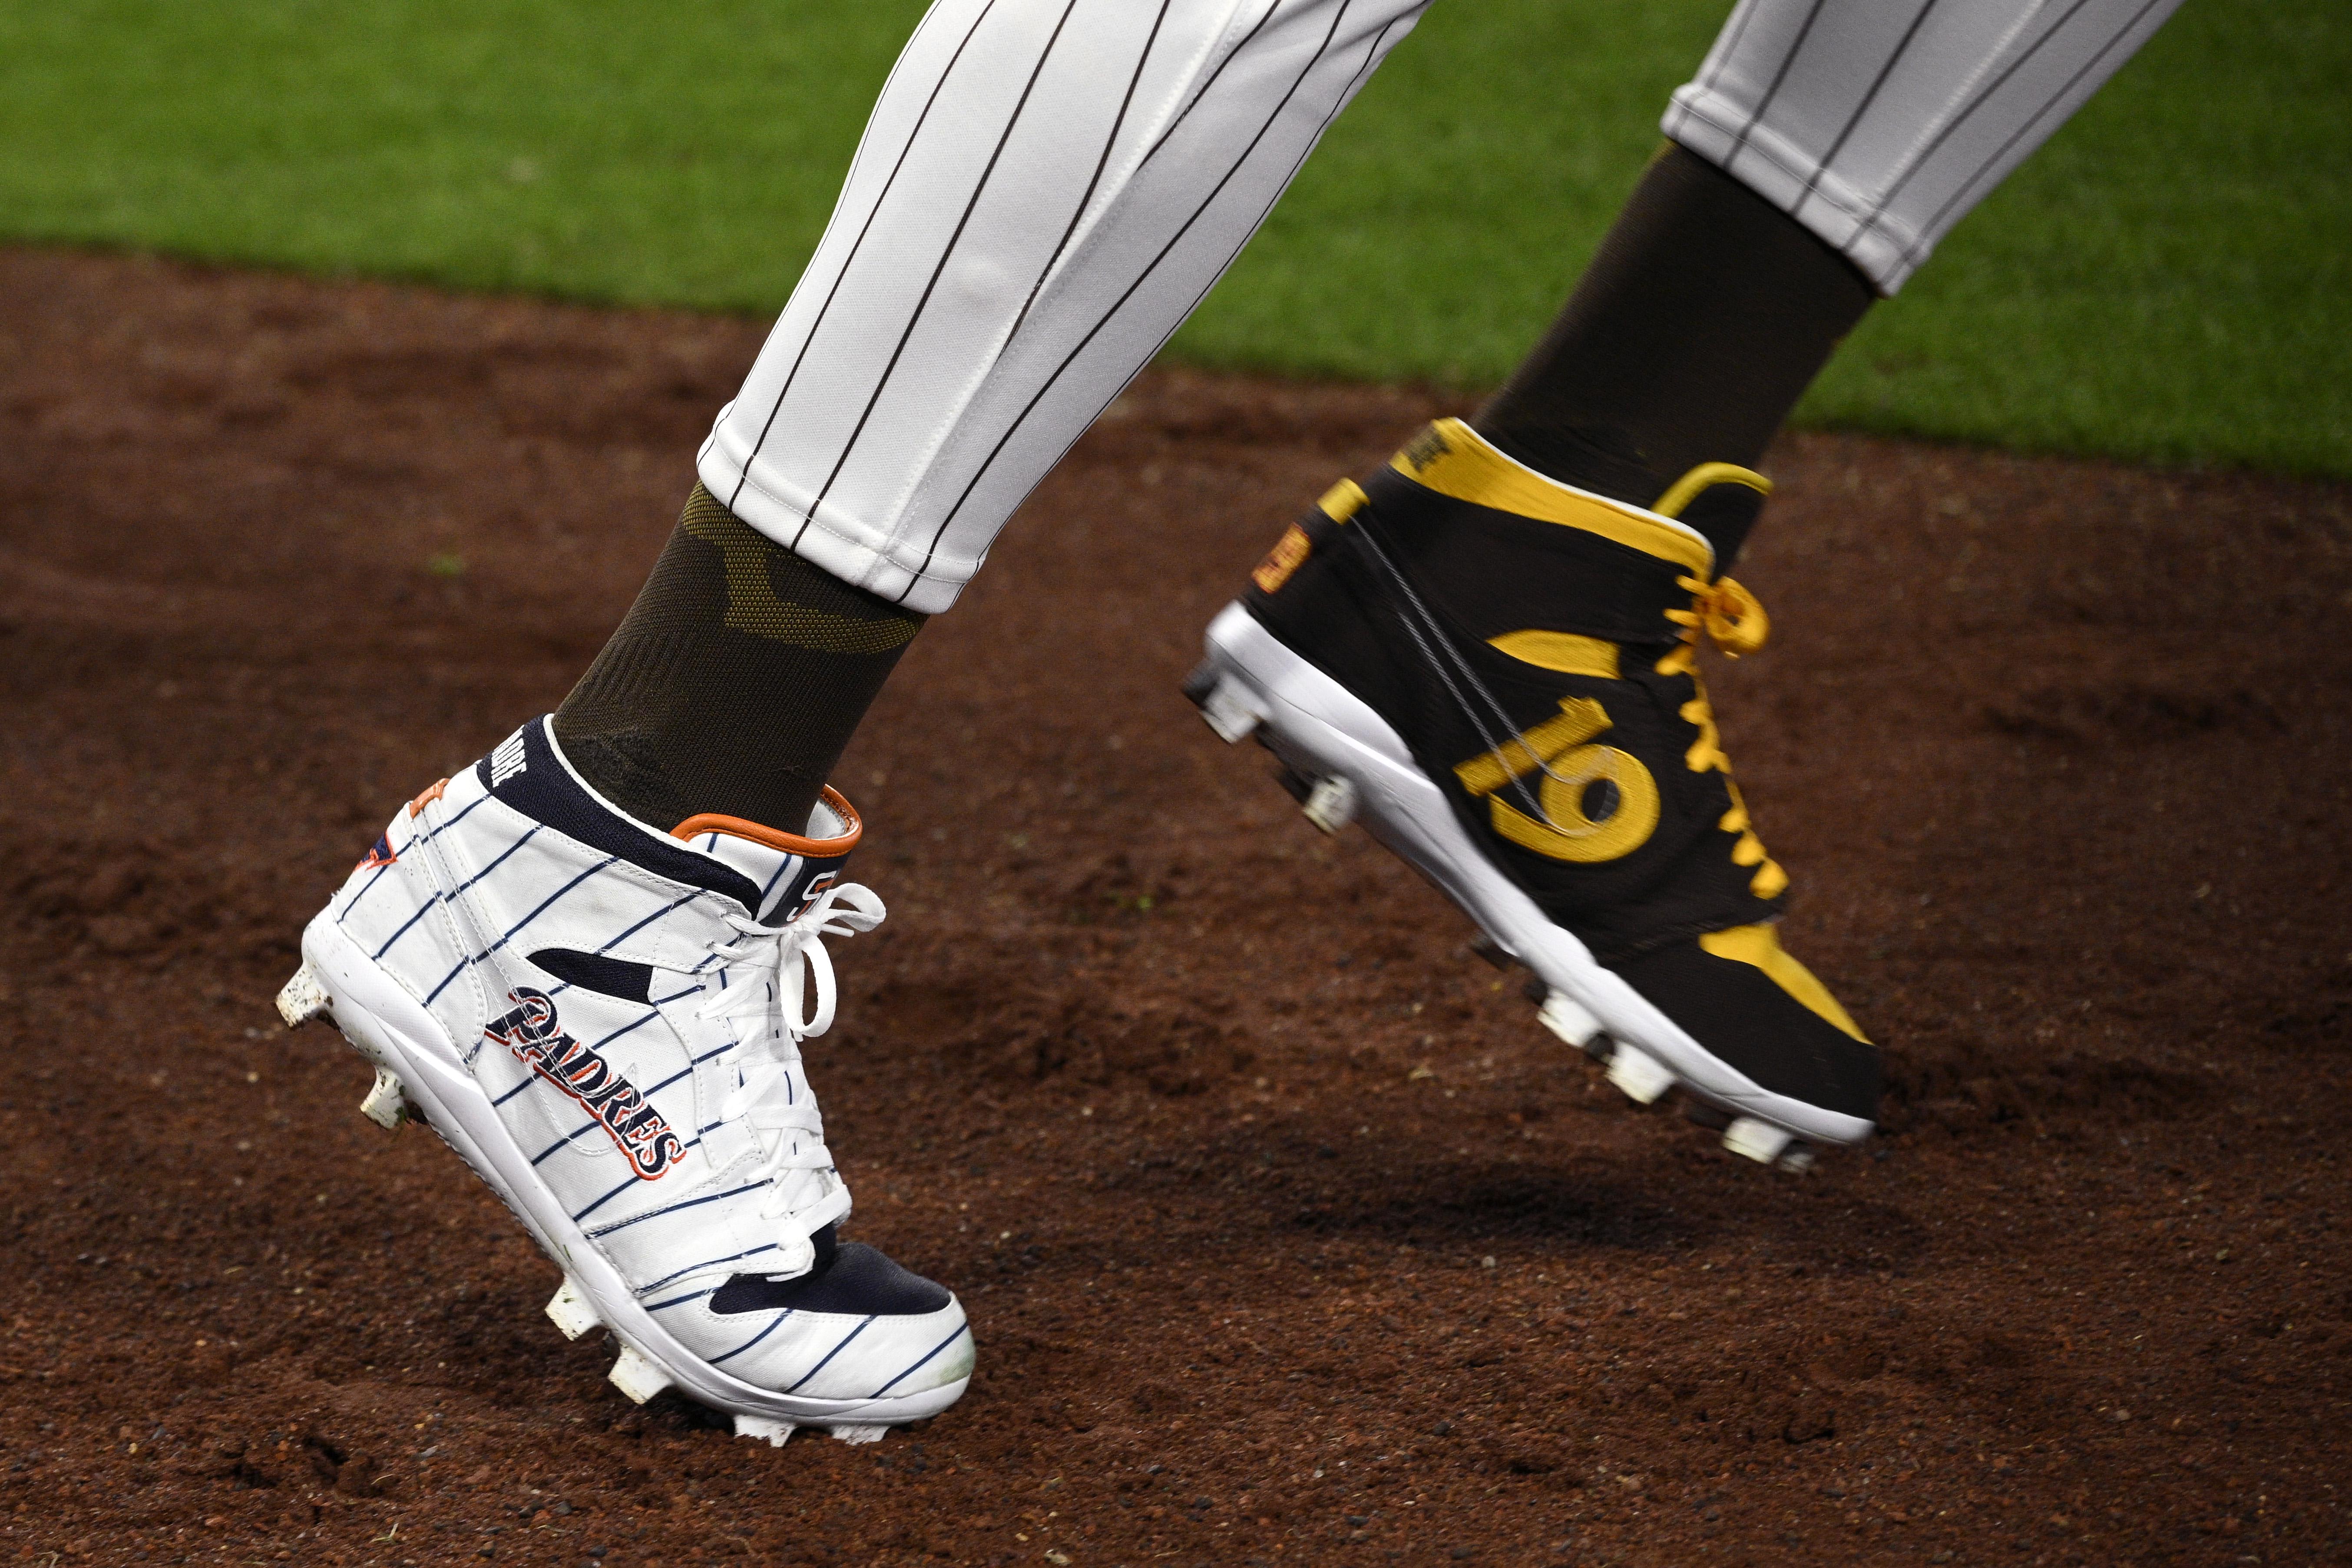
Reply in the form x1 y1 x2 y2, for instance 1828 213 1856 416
1450 1549 1475 1561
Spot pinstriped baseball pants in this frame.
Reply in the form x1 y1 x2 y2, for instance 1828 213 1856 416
696 0 2182 614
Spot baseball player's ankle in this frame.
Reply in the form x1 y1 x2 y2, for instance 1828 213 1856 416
552 483 924 835
1469 142 1874 568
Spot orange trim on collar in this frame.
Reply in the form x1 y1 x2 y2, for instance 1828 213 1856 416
672 786 861 857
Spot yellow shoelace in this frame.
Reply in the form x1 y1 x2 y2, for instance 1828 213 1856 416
1659 575 1786 900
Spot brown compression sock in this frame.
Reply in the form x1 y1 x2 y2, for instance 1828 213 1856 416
553 484 924 832
1472 143 1876 566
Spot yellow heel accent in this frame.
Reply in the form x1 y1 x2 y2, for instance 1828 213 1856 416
1389 420 1712 572
1698 925 1868 1042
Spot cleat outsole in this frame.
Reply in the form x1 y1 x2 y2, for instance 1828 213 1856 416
735 1415 796 1448
1604 1043 1674 1105
276 963 331 1029
608 1343 671 1404
1301 775 1358 834
546 1276 602 1341
358 1065 409 1130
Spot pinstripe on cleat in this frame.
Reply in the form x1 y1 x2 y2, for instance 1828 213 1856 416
276 963 330 1028
294 718 973 1432
1537 990 1603 1050
608 1343 672 1404
734 1415 796 1447
545 1277 602 1341
1604 1043 1674 1105
829 1424 888 1446
1301 775 1358 834
358 1065 409 1130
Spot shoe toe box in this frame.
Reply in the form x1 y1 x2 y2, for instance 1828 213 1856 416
1611 929 1880 1124
661 1243 973 1403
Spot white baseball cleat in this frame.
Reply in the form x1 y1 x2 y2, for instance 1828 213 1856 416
278 717 973 1440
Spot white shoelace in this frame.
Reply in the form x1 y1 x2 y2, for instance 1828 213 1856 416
699 880 886 1277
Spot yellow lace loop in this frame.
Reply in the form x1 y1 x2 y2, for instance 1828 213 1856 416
1656 574 1786 900
1667 574 1769 658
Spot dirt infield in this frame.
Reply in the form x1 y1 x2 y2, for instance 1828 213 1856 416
3 245 2349 1568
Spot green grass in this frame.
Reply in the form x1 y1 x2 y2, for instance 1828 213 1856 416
1 0 2343 474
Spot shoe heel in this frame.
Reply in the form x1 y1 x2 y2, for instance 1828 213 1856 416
358 1065 410 1130
545 1276 602 1340
1184 663 1264 744
276 963 331 1029
608 1342 672 1404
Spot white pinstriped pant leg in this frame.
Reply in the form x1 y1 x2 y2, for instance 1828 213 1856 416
696 0 1429 614
1664 0 2185 294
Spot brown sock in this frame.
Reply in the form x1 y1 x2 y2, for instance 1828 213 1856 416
553 484 923 832
1472 144 1875 565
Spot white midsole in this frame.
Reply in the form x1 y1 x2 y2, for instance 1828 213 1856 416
298 913 971 1423
1202 602 1871 1147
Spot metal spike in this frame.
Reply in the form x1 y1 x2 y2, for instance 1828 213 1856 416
607 1343 671 1404
545 1277 602 1341
1722 1115 1794 1165
828 1424 888 1446
275 963 330 1029
734 1415 796 1448
1195 676 1263 744
1604 1043 1674 1105
358 1065 409 1130
1536 991 1602 1050
1301 776 1358 834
